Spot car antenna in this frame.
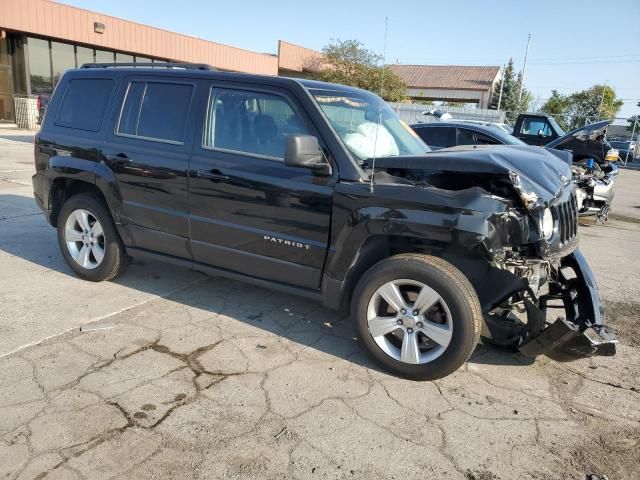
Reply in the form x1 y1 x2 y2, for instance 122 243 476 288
369 16 389 193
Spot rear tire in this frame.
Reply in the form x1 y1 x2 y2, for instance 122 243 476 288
351 254 481 380
57 193 129 281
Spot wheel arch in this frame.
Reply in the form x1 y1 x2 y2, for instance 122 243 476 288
322 234 449 312
48 160 123 229
50 178 104 227
322 234 527 316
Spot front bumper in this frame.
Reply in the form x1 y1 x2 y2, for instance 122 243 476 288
518 249 618 361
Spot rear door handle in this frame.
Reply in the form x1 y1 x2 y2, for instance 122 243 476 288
196 170 229 181
105 153 132 166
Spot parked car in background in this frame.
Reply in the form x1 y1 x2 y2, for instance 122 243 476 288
411 121 618 222
32 63 616 380
511 113 566 146
410 121 525 149
608 139 637 162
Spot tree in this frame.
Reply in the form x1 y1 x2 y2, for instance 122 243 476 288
539 90 571 130
489 58 532 120
309 39 407 102
540 85 624 130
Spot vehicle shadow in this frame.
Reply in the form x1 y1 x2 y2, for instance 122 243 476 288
0 134 35 144
0 193 528 374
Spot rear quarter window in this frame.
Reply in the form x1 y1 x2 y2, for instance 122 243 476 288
55 78 114 132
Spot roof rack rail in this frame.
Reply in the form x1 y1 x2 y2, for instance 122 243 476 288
80 62 216 71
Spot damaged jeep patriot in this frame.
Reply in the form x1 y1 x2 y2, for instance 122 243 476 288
32 63 617 380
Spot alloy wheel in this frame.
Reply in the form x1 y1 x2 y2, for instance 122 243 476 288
64 209 106 270
366 279 453 364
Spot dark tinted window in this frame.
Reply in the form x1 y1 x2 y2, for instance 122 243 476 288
117 82 193 143
55 78 114 131
413 126 456 148
118 82 145 136
204 88 309 159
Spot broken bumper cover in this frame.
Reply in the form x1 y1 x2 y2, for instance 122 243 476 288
519 249 618 361
519 318 617 361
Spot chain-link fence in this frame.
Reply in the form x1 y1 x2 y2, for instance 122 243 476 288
388 102 505 125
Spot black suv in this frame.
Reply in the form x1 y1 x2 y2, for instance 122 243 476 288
32 63 617 380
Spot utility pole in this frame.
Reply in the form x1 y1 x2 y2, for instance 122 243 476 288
626 116 638 165
497 64 505 112
517 33 531 104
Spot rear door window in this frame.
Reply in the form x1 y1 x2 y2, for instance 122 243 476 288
413 126 456 149
55 78 114 131
117 81 194 144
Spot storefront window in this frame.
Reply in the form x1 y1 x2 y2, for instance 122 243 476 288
76 46 94 67
116 52 134 63
0 37 14 121
28 37 52 94
51 41 76 86
10 36 28 95
135 56 152 63
95 49 114 64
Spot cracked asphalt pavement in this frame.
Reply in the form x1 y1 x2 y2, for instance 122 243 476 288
1 130 639 479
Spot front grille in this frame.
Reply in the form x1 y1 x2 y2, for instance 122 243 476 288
554 193 578 244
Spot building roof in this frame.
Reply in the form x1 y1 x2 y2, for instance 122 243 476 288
388 65 500 91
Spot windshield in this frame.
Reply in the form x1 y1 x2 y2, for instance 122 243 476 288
608 141 629 150
309 88 430 162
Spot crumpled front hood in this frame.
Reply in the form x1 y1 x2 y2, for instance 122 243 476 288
545 120 610 149
369 144 573 207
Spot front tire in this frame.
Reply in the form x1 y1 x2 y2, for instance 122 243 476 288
352 254 481 380
57 193 129 281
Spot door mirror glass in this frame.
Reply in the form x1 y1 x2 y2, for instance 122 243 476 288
284 134 330 175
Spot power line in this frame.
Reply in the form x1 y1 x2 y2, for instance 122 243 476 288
397 54 640 66
528 54 640 61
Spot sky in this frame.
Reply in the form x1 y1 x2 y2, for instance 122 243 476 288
59 0 640 119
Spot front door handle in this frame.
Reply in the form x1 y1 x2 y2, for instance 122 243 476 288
105 153 132 166
196 170 229 181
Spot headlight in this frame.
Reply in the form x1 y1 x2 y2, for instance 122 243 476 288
541 208 554 240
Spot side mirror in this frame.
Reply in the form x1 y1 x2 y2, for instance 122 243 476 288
537 129 545 137
284 134 330 175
